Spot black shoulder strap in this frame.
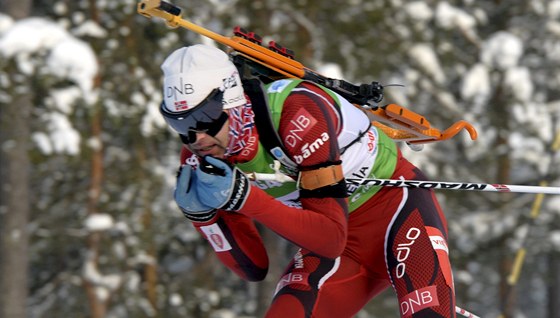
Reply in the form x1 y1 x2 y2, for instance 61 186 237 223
242 78 298 173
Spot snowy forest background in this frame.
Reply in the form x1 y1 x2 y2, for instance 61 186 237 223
1 0 560 317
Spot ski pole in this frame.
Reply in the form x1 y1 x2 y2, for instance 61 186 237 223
343 178 560 194
456 305 481 318
245 172 560 195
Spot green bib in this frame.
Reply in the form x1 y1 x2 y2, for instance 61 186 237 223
237 79 398 212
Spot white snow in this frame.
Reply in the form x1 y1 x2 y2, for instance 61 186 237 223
504 67 533 102
550 230 560 248
548 0 560 18
0 17 99 156
46 35 98 96
84 213 114 232
141 99 167 136
404 2 433 22
408 43 446 84
211 309 237 318
169 293 183 306
508 132 550 175
72 20 107 39
0 18 71 56
481 32 523 70
53 2 68 15
461 63 490 107
546 20 560 37
32 133 54 154
42 112 81 155
49 87 82 114
436 2 476 31
511 103 553 142
455 270 474 284
83 259 122 301
0 13 13 34
317 63 344 80
125 271 141 292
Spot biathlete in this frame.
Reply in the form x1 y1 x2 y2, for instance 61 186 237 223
160 44 456 317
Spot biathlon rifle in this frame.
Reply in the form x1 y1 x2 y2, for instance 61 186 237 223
137 0 478 145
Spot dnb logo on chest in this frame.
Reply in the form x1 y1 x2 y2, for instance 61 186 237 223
283 108 318 149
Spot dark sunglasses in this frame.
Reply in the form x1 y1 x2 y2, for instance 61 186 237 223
160 88 229 144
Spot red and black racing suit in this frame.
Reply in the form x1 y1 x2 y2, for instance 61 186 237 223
179 80 456 318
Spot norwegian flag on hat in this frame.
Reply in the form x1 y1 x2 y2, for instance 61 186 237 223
174 100 189 111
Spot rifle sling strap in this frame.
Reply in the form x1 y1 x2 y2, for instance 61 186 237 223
243 78 357 191
242 79 298 173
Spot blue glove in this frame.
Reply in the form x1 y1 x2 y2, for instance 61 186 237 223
195 156 251 211
174 165 216 222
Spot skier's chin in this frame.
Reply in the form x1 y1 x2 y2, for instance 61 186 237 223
194 145 226 159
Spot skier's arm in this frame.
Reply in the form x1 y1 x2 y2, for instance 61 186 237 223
190 212 269 282
234 81 349 258
193 154 347 259
178 148 269 282
238 188 347 259
188 82 348 259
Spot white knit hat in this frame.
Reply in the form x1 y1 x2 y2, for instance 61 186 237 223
161 44 246 112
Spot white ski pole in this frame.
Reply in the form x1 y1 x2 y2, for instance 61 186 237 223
344 178 560 194
456 305 481 318
246 172 560 195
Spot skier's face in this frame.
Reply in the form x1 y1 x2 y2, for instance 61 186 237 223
185 113 230 158
161 88 228 142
